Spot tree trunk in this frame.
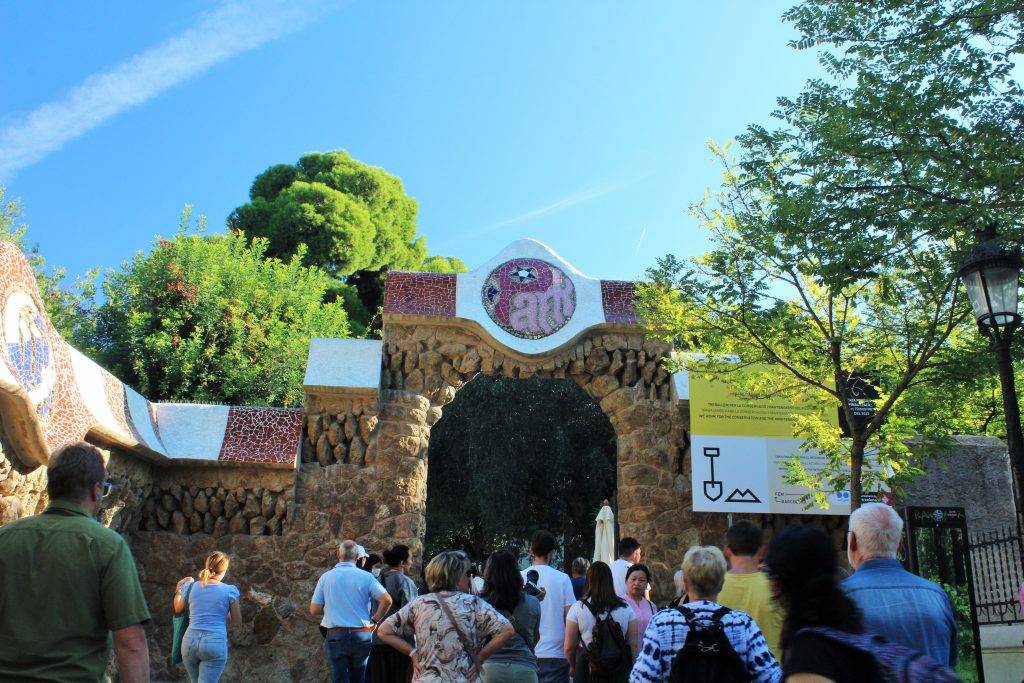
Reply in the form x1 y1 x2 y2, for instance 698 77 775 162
849 438 865 511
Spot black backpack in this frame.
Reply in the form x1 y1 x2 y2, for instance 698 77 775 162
583 600 632 676
668 606 751 683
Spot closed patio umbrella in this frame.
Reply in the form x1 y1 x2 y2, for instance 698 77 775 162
593 499 615 565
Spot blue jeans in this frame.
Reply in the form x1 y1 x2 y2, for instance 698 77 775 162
325 630 373 683
182 628 228 683
537 658 570 683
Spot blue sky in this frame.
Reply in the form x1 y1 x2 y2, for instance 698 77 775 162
1 1 822 284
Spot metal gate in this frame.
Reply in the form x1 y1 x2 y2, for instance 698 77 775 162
905 506 986 682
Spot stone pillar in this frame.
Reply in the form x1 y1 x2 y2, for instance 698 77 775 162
603 386 723 603
368 389 431 563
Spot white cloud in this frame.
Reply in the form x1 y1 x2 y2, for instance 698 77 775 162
0 0 337 179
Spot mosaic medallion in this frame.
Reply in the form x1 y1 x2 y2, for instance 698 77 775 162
2 290 55 417
482 259 576 339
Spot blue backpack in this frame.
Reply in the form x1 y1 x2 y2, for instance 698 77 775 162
795 627 961 683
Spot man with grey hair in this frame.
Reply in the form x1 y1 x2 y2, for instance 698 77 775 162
311 539 393 683
0 442 151 681
841 503 957 666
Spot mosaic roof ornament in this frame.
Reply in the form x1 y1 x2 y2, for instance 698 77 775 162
481 258 576 339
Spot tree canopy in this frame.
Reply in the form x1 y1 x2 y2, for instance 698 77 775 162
228 150 466 333
87 209 350 406
425 376 616 566
228 150 426 276
639 0 1024 509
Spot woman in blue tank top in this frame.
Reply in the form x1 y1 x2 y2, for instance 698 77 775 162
172 551 242 682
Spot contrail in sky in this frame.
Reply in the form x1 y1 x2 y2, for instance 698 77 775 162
633 226 647 256
451 175 647 242
0 0 337 179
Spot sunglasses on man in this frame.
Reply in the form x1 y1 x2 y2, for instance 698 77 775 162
101 481 115 498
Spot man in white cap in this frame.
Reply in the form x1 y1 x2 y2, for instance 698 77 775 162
310 540 392 683
355 544 369 569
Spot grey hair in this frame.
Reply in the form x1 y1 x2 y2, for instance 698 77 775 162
849 503 904 559
681 546 727 598
673 568 685 596
339 540 361 562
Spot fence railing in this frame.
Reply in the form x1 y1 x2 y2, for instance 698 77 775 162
968 523 1024 625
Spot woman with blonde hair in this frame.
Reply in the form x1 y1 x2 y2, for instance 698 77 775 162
173 551 242 682
378 550 515 681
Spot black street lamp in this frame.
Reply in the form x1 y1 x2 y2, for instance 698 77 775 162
958 223 1024 523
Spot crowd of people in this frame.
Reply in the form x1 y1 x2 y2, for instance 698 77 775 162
0 442 965 683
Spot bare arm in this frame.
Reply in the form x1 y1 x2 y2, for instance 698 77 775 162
309 603 324 618
786 676 835 683
171 576 193 615
626 619 639 661
564 619 581 676
478 623 514 662
377 618 413 656
228 599 242 625
371 592 393 624
112 624 150 683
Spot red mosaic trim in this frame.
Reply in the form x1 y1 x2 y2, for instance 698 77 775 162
217 407 303 464
601 280 638 324
383 272 456 317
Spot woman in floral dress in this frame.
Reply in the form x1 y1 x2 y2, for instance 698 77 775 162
378 551 515 682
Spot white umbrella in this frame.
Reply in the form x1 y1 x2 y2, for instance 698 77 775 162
593 499 615 565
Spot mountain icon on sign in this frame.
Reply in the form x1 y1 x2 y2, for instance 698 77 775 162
725 488 761 503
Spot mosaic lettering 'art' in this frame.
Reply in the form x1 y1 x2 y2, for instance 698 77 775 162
481 258 576 339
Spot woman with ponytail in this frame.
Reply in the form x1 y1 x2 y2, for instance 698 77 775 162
764 525 882 682
172 551 241 682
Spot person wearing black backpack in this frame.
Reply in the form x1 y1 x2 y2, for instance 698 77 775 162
629 546 781 683
564 561 638 683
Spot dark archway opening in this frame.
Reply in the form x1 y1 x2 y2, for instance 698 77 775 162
424 375 616 569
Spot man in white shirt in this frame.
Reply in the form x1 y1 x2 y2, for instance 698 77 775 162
522 530 576 683
611 537 642 599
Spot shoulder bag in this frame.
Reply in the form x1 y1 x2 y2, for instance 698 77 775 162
434 594 485 677
170 581 194 666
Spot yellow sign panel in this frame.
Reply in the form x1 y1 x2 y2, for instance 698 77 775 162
690 367 838 438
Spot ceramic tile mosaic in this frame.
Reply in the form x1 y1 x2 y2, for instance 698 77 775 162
481 259 576 339
601 280 638 324
217 406 303 464
383 272 456 317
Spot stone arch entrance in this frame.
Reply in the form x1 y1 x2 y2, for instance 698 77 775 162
300 240 723 597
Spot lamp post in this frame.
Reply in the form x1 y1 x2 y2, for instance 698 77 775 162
958 223 1024 523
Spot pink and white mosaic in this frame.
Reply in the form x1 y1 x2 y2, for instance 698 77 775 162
383 272 456 317
600 280 638 324
481 259 576 339
217 407 303 464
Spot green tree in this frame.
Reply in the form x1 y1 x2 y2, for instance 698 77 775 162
229 150 466 333
425 376 616 565
89 209 350 406
640 0 1024 509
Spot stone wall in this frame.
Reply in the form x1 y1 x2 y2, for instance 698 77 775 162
301 395 378 467
0 431 156 534
139 466 296 537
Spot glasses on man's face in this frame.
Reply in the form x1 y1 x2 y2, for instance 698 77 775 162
101 481 115 498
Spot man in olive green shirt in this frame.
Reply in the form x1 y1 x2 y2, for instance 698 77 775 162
717 520 783 660
0 442 151 682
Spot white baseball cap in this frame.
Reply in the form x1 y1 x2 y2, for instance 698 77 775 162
355 544 369 559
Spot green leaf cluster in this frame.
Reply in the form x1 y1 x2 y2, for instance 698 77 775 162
639 0 1024 508
87 208 351 406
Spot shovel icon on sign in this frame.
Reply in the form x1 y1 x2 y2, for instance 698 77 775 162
702 447 723 501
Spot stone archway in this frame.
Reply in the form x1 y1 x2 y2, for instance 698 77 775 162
298 240 727 600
